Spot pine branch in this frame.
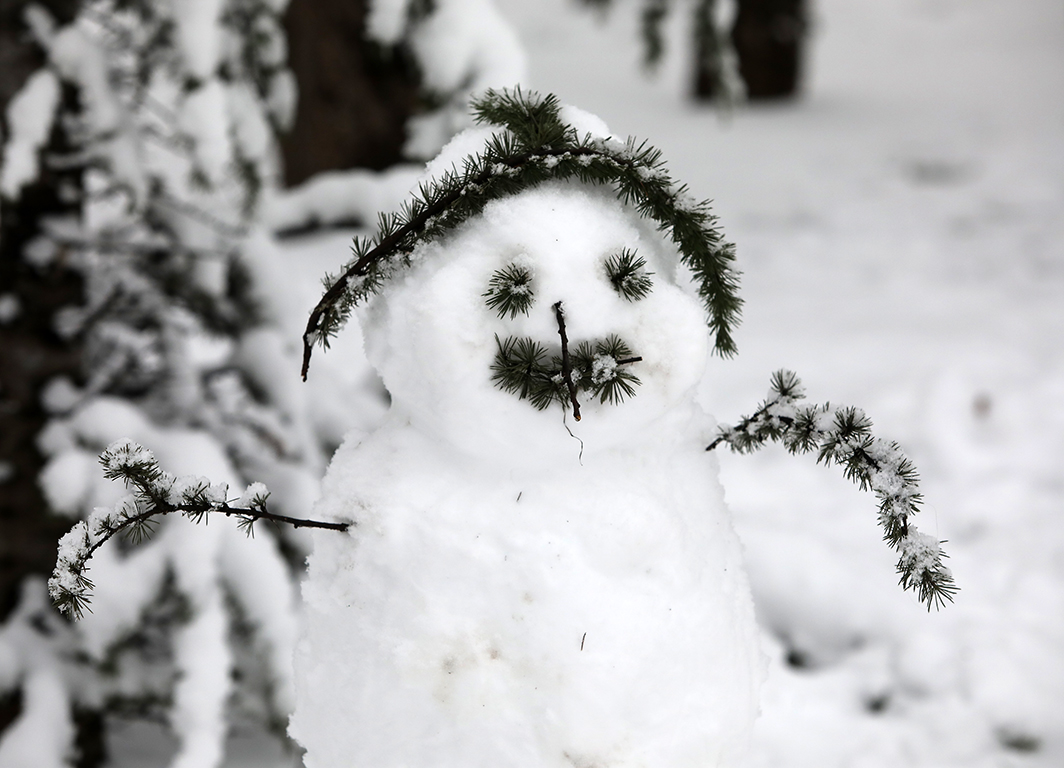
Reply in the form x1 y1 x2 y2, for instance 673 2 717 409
707 370 958 610
301 87 741 380
604 248 654 301
49 440 349 619
489 333 641 415
484 264 535 318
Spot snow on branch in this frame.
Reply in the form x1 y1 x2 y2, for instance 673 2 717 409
708 370 958 610
49 440 348 619
301 87 741 379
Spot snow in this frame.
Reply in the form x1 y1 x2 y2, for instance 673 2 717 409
0 583 76 768
0 294 19 324
38 447 96 517
364 0 415 45
403 0 527 157
0 69 59 198
261 166 423 234
171 0 225 79
182 81 235 186
36 398 302 768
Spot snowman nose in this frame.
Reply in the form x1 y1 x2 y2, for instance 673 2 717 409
551 301 581 421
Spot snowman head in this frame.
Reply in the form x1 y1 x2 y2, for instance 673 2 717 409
360 181 712 459
303 90 741 460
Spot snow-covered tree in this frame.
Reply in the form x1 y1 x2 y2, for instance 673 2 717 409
2 0 526 763
0 1 312 765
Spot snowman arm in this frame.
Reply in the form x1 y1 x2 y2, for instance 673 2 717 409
48 440 348 619
709 370 958 611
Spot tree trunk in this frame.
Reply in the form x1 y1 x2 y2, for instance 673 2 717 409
279 0 422 186
731 0 805 99
692 0 806 101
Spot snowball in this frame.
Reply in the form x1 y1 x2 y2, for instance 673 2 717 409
361 183 712 459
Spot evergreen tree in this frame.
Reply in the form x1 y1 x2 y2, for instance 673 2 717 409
0 1 312 765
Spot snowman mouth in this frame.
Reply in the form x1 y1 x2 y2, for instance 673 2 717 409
489 304 641 421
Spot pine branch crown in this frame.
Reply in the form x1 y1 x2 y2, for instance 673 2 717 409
301 87 742 379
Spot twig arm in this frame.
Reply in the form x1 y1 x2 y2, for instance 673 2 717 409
49 440 349 619
707 370 958 611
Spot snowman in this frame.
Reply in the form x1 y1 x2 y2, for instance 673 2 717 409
290 92 764 768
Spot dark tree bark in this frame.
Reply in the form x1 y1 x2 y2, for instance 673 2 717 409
0 0 82 624
692 0 806 101
280 0 422 186
691 0 724 100
730 0 805 99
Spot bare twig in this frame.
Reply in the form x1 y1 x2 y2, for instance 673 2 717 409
553 301 581 421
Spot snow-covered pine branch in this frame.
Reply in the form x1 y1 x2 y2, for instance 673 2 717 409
708 370 958 610
49 440 348 620
301 87 742 379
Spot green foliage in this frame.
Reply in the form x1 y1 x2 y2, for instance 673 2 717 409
709 370 958 610
575 335 641 405
490 336 560 410
50 441 346 620
302 87 741 378
604 248 654 301
484 264 535 318
489 333 641 413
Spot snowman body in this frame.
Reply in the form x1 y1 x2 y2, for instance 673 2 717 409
290 183 763 767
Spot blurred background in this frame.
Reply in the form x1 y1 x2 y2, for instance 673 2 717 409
0 0 1061 766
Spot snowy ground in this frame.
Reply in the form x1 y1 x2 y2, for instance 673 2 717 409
114 0 1062 765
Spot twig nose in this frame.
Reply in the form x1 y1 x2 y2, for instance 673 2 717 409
552 301 581 421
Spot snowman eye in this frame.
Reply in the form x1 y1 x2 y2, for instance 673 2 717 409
484 264 535 319
604 249 653 301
